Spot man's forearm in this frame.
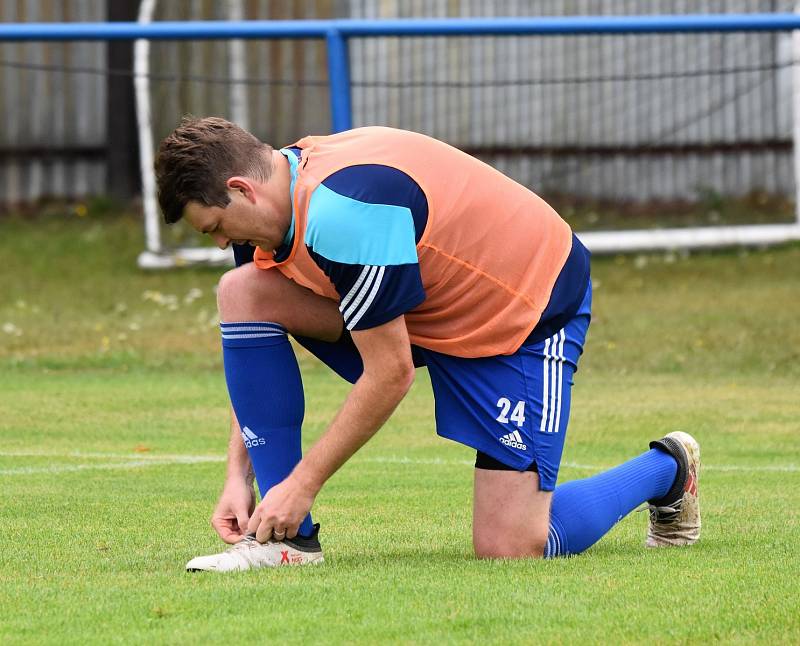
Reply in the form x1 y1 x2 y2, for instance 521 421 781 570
227 408 254 485
292 369 413 494
242 317 414 540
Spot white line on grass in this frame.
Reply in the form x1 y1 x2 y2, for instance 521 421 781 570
0 455 224 476
0 461 170 476
0 450 225 462
0 449 798 476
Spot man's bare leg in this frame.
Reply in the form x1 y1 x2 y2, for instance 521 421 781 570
217 262 343 340
472 435 700 561
472 469 551 558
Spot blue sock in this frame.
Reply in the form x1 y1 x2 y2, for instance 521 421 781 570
544 448 677 557
221 321 313 537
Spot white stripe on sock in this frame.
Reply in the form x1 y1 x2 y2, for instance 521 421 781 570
547 526 558 557
553 523 562 556
219 325 285 334
221 332 284 340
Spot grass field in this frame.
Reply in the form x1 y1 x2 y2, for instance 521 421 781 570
1 212 799 644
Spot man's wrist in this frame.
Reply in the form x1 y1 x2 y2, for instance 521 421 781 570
291 461 325 496
225 468 255 488
226 454 255 485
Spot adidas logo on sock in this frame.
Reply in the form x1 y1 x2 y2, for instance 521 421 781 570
500 430 527 451
240 426 266 448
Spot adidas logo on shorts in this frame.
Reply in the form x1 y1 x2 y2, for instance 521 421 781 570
500 430 527 451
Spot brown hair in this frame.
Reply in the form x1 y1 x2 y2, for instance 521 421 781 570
155 116 273 224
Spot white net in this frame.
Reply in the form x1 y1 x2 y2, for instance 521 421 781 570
136 0 800 266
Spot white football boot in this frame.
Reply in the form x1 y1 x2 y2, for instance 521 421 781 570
645 432 701 547
186 524 324 572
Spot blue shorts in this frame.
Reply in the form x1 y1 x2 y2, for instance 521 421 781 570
295 282 592 491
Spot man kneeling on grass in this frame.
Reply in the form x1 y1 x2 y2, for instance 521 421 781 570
155 117 701 571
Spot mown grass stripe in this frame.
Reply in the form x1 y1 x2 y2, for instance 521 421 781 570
1 450 798 473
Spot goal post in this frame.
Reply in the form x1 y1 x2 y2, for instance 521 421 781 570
134 0 236 269
795 0 800 230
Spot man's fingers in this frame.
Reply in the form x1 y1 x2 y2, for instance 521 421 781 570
246 509 261 536
255 519 274 544
253 520 294 543
249 508 274 543
220 528 244 545
212 516 243 545
236 511 250 535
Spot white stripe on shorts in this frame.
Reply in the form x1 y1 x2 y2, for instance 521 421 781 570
552 328 566 434
540 329 566 434
547 334 558 433
539 336 552 433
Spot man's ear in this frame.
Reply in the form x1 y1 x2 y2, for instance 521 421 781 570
226 176 257 203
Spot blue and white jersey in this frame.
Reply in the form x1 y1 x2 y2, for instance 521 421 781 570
282 146 428 331
236 141 588 348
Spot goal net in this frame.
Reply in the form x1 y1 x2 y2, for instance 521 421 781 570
136 0 800 267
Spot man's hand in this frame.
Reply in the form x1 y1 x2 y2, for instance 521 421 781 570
246 474 317 543
211 478 256 544
239 315 414 544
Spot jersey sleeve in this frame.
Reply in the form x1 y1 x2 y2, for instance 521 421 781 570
304 164 428 331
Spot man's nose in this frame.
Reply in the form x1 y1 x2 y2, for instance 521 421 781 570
211 233 230 249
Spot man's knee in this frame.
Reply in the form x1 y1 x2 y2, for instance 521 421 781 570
473 533 547 560
216 265 343 340
472 468 551 560
217 264 280 321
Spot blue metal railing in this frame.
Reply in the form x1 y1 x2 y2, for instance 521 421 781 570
1 14 799 132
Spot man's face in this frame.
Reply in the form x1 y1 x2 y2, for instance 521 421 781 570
183 189 277 251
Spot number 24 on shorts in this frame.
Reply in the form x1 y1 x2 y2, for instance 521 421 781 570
495 397 526 427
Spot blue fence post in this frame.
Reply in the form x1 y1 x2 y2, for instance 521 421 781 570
326 28 353 133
